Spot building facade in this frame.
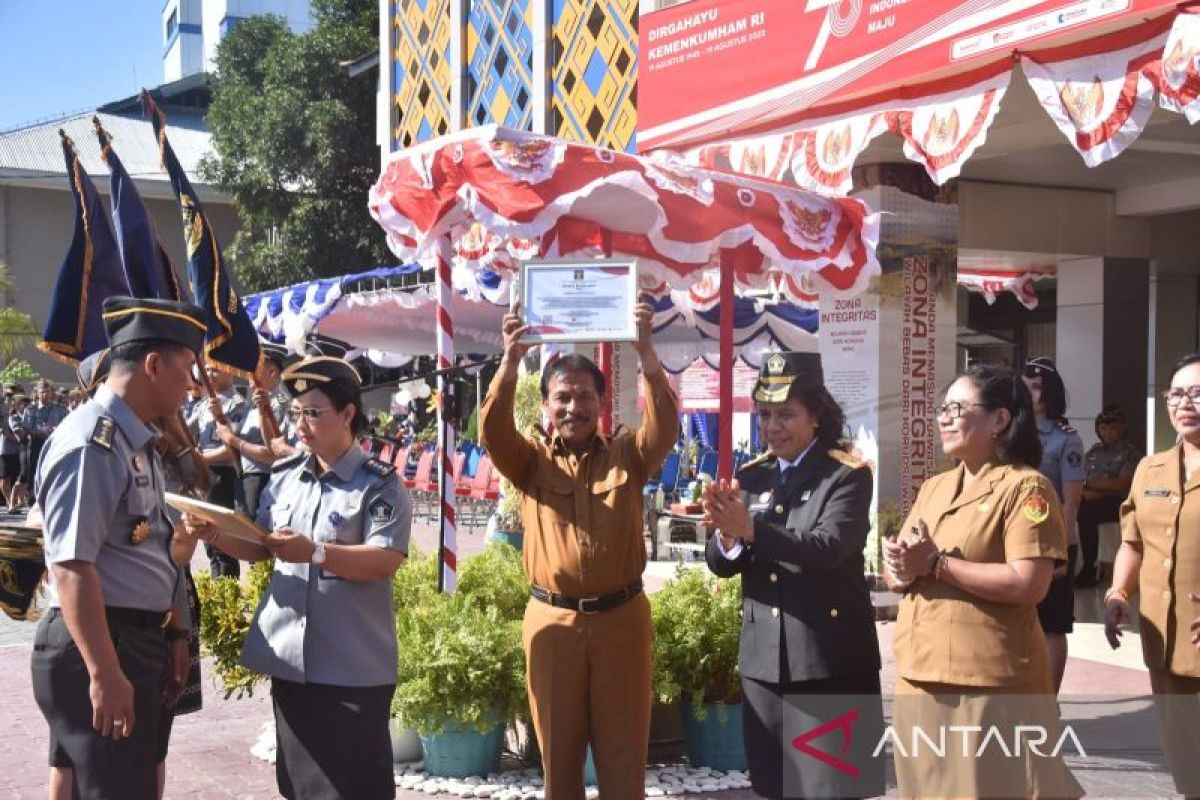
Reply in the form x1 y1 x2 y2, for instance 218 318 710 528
163 0 313 83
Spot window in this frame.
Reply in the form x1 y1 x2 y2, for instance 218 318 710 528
165 8 178 42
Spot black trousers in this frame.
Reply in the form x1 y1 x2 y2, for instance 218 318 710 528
1078 494 1122 571
272 678 396 800
742 670 885 799
205 465 241 579
31 609 167 800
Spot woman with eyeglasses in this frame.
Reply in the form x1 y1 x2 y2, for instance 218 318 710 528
883 364 1082 799
182 356 411 800
1105 352 1200 798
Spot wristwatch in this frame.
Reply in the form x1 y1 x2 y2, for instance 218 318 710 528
311 541 327 565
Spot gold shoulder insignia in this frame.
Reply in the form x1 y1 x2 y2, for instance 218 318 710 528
364 458 395 478
737 452 776 472
89 417 115 451
827 449 864 469
1018 475 1048 492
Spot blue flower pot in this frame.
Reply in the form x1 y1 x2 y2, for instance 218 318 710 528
420 722 505 778
680 701 747 772
489 530 524 550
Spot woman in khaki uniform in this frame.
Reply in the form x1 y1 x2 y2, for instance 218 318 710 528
1105 352 1200 798
884 364 1082 799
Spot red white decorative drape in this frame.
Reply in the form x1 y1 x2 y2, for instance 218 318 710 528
679 9 1200 195
958 266 1056 310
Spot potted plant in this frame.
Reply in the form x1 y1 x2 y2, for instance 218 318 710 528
392 542 529 777
651 565 746 771
194 559 275 699
487 371 542 550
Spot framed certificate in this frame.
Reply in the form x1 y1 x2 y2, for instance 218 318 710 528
517 259 639 344
165 493 268 545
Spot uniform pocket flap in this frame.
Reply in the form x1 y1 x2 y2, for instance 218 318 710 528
590 466 629 494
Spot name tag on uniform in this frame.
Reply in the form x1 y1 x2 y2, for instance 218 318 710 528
1144 488 1172 497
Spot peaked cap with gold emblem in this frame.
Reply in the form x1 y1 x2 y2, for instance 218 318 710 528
752 351 825 404
281 355 362 398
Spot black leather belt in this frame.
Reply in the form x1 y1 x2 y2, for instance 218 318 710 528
104 606 172 629
530 580 643 614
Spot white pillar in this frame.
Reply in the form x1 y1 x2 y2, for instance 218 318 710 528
1054 257 1105 447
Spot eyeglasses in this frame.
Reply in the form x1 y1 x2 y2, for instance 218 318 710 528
934 401 987 420
287 406 333 423
1163 386 1200 408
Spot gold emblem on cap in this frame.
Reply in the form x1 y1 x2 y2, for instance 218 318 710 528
767 353 787 375
294 378 307 393
130 518 151 545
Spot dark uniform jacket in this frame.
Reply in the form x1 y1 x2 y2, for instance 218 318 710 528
706 447 881 684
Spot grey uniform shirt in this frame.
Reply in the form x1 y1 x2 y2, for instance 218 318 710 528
1084 439 1141 486
1036 418 1086 544
237 391 289 475
193 388 248 453
23 402 69 440
35 386 178 612
241 445 412 687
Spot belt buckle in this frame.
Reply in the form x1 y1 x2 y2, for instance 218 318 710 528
577 596 601 614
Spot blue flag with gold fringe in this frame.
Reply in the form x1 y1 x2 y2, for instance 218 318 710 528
39 132 130 365
95 117 188 303
143 90 261 379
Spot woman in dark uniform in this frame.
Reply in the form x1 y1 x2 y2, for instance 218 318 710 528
184 355 411 800
703 351 884 799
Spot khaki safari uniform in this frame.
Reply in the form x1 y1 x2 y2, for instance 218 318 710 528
1120 444 1200 795
893 463 1082 799
481 368 678 800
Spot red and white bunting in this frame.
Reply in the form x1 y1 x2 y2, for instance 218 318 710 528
889 71 1011 185
789 113 887 197
1155 7 1200 123
958 267 1055 310
1022 23 1169 167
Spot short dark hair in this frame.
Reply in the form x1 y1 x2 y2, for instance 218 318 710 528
960 363 1042 469
109 340 190 371
307 381 368 437
788 382 849 451
1023 358 1068 421
540 354 606 399
1169 352 1200 384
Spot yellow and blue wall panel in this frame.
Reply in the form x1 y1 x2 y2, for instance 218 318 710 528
392 0 455 149
466 0 535 130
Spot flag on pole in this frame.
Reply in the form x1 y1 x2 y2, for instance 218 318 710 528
39 132 130 364
94 117 188 303
142 90 261 379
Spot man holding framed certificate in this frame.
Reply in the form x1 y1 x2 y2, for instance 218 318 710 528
481 284 679 799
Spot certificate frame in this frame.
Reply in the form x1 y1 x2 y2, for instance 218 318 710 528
517 258 640 344
165 492 268 545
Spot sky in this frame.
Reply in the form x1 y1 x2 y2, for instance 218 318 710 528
0 1 166 131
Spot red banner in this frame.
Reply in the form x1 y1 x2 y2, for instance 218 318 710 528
639 0 1179 151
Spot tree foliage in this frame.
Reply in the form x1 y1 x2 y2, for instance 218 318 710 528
203 0 391 292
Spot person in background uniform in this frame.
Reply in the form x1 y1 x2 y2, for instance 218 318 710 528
9 394 32 511
1077 404 1141 587
215 341 289 519
884 363 1082 799
1106 352 1200 798
1022 356 1084 692
30 296 203 800
23 379 69 491
182 381 204 429
183 355 410 800
481 302 677 800
703 351 884 799
192 364 248 578
0 389 21 513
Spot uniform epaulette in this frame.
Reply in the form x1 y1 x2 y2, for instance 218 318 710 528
271 453 306 473
737 452 776 473
363 457 395 478
1055 420 1077 434
89 417 116 451
827 448 864 468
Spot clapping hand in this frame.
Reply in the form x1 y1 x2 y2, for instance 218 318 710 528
702 478 752 546
884 520 938 585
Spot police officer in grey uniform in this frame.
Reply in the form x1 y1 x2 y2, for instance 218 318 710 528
192 364 248 578
215 341 290 520
1078 404 1141 586
183 355 410 800
1023 356 1085 693
23 379 69 493
30 296 204 800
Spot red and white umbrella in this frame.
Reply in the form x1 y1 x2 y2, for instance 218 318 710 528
368 125 880 590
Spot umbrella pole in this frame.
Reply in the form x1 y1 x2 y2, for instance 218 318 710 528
435 251 458 593
718 251 734 482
